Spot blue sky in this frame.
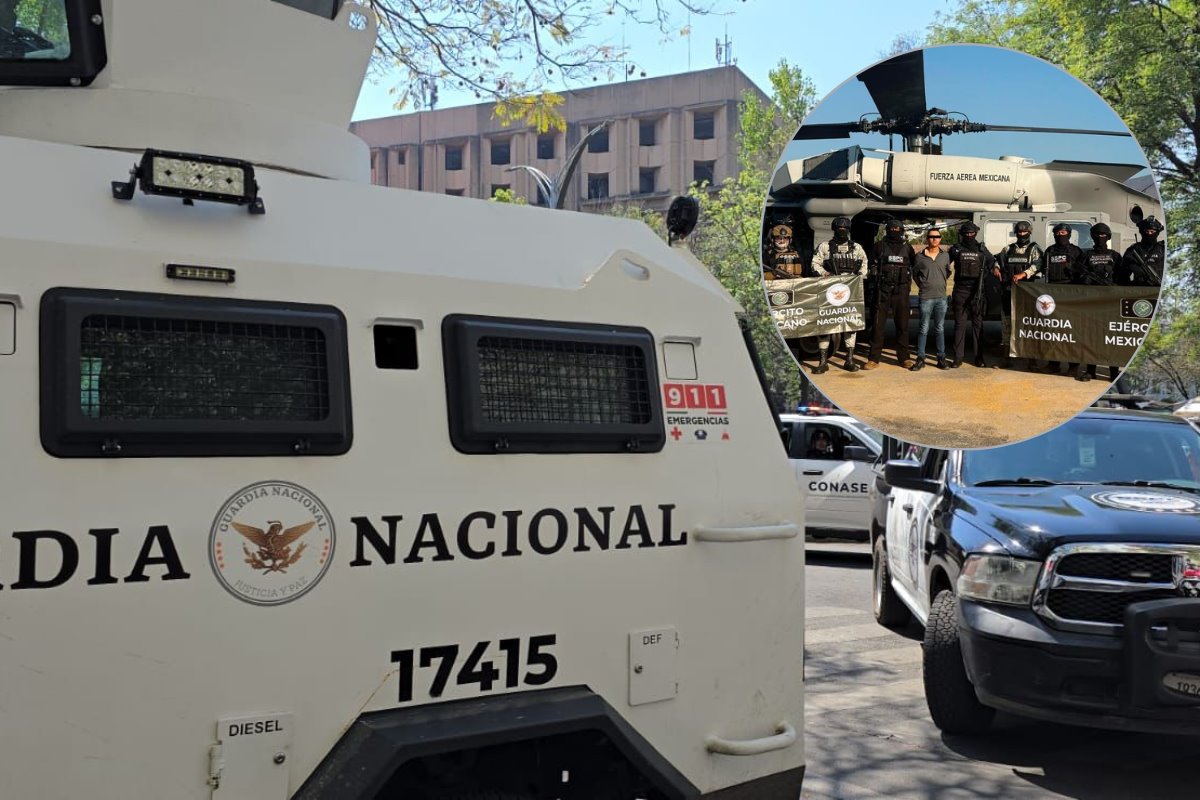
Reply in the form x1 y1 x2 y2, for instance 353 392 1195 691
782 44 1150 170
352 0 952 121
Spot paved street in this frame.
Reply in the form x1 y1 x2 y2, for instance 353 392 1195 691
802 545 1200 799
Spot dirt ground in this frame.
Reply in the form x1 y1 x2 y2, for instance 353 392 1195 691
793 319 1115 449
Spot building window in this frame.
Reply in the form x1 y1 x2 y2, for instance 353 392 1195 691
638 167 657 195
693 110 715 141
587 125 609 153
537 133 555 160
639 118 657 147
394 148 406 165
693 160 716 185
490 139 511 166
586 173 609 200
491 184 510 199
445 146 463 171
445 188 465 197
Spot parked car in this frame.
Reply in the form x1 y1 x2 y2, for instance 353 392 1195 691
780 413 881 540
871 409 1200 734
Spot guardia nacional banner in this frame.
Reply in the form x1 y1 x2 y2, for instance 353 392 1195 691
767 274 866 338
1011 283 1158 365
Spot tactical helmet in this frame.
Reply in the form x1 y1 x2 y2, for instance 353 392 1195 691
1013 221 1032 234
770 224 793 239
1138 216 1164 235
1052 222 1071 236
831 216 851 230
1090 222 1112 239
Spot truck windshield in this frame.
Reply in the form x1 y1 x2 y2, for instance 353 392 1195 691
962 416 1200 490
0 0 70 60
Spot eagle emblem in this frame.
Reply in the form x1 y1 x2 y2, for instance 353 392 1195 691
831 288 850 303
231 519 316 574
1035 293 1056 316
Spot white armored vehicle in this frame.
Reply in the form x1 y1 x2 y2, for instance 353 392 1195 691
0 1 805 798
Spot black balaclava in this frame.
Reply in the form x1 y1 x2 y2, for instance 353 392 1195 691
1090 222 1111 251
1138 217 1164 245
1014 221 1032 246
960 221 980 249
1052 223 1071 246
884 218 904 244
832 216 851 243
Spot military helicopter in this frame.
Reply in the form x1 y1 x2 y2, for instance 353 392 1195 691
765 48 1163 340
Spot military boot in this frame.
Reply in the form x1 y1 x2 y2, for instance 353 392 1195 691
813 350 829 374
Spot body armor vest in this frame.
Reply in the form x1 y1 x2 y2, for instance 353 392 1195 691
769 250 804 278
1127 241 1165 286
826 240 860 275
1043 244 1078 283
956 247 983 280
1002 243 1037 278
1079 249 1117 285
876 241 911 291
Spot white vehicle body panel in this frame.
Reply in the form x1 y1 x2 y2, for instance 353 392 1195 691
781 414 880 532
0 4 805 795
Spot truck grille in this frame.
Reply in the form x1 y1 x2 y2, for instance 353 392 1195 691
1034 544 1196 633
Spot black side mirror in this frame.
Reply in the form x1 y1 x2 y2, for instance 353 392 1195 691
844 445 874 462
884 459 941 493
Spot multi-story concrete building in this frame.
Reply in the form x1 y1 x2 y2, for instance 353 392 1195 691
350 66 766 212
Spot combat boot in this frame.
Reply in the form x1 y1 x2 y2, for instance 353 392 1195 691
813 350 829 374
844 354 860 372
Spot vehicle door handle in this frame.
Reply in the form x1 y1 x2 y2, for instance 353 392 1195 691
705 721 797 756
902 504 914 513
803 470 823 476
694 523 799 543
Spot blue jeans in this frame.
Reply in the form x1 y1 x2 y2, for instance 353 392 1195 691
916 297 947 360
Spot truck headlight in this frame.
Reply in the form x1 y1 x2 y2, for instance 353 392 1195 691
957 555 1042 606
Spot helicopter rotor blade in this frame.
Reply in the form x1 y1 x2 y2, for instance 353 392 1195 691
791 123 857 141
983 124 1132 137
857 49 927 124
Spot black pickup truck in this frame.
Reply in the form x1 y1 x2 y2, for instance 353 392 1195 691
870 408 1200 734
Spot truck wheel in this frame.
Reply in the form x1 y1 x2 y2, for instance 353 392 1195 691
923 590 995 734
872 536 911 628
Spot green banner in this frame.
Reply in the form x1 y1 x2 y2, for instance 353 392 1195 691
767 274 867 338
1011 283 1158 364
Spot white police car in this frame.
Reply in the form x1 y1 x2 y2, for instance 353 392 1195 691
780 413 882 538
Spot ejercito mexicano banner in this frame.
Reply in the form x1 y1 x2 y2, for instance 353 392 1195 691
767 275 867 337
1011 283 1158 364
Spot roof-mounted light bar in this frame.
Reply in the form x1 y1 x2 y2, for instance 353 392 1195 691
112 149 266 215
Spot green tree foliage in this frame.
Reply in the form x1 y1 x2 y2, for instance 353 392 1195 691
684 61 819 409
489 186 528 204
0 0 67 41
363 0 718 131
928 0 1200 399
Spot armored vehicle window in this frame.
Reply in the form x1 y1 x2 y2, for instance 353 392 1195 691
1 0 69 60
0 0 105 86
270 0 340 18
443 315 665 454
41 288 352 457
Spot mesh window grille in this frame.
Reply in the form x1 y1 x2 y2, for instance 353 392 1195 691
79 315 330 422
475 336 653 426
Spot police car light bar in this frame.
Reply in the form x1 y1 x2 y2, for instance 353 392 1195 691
112 149 266 214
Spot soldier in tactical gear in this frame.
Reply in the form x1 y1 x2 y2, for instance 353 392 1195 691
1040 222 1081 375
994 220 1042 369
1071 222 1120 383
811 216 869 373
866 218 914 369
764 223 804 280
949 220 995 368
1118 216 1165 287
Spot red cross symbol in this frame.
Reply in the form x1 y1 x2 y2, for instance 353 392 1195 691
670 427 683 441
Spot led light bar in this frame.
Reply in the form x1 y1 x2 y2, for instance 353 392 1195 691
112 149 266 214
165 264 237 284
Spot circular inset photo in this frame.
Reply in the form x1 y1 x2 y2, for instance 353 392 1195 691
762 45 1166 449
